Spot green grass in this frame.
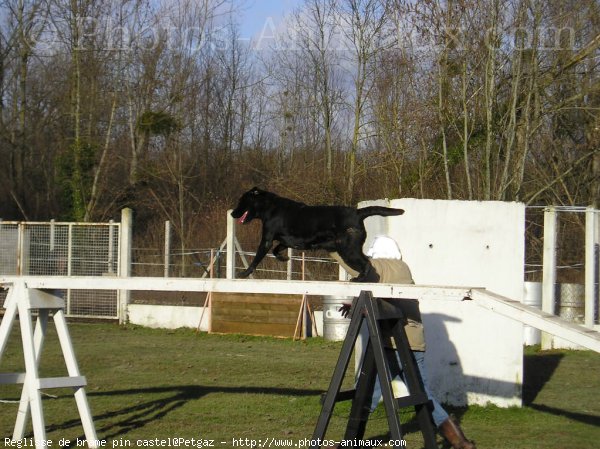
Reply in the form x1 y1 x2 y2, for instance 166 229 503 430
1 323 600 448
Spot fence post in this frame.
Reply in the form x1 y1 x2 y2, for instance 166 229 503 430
542 206 557 349
17 223 24 275
108 220 115 274
50 219 56 252
226 210 235 279
164 220 171 278
119 208 133 324
585 207 599 328
287 249 293 280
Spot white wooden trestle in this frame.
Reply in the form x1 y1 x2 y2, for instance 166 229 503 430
0 280 98 448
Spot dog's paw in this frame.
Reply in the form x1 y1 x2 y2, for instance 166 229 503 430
353 268 380 283
275 254 289 262
238 268 254 278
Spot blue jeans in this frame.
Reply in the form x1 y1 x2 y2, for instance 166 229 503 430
369 350 449 427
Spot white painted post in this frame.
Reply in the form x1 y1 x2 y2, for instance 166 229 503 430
49 219 55 252
17 223 24 275
586 207 599 328
226 210 235 279
542 206 557 349
108 220 115 274
66 223 73 314
287 248 293 280
164 220 171 278
119 208 133 324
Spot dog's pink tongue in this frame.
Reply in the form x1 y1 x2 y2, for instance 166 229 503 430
239 211 248 224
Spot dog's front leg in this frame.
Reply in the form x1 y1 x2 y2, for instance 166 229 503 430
239 235 273 278
272 243 290 262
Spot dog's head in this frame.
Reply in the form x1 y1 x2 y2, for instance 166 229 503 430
231 187 266 224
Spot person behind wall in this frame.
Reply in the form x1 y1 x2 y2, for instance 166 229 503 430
333 236 476 449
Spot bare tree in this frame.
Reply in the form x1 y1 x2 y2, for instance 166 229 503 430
337 0 393 202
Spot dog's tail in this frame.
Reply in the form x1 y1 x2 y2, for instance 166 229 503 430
357 206 404 220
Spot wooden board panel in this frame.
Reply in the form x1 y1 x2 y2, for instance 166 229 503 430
211 293 303 337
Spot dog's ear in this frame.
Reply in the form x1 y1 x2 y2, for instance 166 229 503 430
250 186 261 195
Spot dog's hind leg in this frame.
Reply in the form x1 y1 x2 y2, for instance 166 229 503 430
336 248 376 282
335 228 380 283
272 243 290 262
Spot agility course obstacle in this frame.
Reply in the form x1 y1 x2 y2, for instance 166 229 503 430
0 281 98 448
312 291 438 449
2 275 600 448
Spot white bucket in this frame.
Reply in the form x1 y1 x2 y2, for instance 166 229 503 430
523 282 542 345
322 296 353 341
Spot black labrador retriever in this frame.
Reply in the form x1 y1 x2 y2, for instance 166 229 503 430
230 187 404 281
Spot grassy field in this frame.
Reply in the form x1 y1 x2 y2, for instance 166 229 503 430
1 323 599 449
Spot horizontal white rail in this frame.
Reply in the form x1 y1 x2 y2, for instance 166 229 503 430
0 276 472 301
3 276 598 353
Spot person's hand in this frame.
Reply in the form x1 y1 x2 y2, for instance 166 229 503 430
338 303 352 319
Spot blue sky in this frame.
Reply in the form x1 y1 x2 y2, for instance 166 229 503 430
237 0 304 40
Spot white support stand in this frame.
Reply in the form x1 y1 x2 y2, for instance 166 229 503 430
0 281 98 448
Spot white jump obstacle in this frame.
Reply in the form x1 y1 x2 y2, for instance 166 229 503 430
0 280 98 448
2 275 600 449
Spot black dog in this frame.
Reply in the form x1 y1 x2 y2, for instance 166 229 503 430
230 187 404 281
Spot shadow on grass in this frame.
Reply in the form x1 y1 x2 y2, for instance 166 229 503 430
523 351 564 405
44 384 322 445
524 351 600 428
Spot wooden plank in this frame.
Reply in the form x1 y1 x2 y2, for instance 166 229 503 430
212 312 299 325
211 320 296 337
212 293 300 305
212 307 299 318
211 293 303 337
213 301 299 311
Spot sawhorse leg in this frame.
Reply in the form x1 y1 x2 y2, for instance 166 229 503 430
14 307 49 439
344 341 377 441
386 319 438 449
311 295 366 446
53 307 98 442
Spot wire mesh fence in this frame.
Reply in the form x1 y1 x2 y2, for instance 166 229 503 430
0 221 120 319
131 247 339 281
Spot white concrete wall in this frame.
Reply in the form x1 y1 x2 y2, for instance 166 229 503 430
360 198 526 407
128 304 210 331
